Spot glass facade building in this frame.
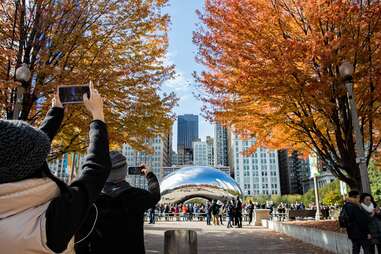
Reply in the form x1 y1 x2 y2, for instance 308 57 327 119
177 114 198 164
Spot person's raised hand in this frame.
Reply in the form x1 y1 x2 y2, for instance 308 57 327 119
52 88 63 109
140 164 151 177
83 81 104 122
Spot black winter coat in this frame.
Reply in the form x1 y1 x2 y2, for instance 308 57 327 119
343 202 371 240
75 172 160 254
42 107 111 253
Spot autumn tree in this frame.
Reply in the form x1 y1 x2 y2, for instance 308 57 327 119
0 0 177 155
194 0 381 190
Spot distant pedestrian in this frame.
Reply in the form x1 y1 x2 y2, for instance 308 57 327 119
175 205 180 221
182 204 188 221
188 204 194 221
206 202 212 225
247 200 255 225
211 200 220 225
232 200 237 226
236 196 242 228
218 201 224 225
227 201 234 228
149 205 156 224
164 205 170 221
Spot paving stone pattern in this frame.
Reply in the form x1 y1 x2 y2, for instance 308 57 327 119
144 222 333 254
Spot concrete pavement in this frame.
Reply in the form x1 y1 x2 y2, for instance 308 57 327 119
144 221 333 254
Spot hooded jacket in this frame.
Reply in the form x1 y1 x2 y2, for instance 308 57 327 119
0 107 111 253
75 172 160 254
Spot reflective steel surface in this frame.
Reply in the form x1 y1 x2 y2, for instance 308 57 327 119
160 166 243 204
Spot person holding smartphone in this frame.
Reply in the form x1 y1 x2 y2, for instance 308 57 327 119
75 151 161 254
0 82 111 254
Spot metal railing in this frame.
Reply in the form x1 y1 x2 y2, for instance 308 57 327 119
144 212 252 222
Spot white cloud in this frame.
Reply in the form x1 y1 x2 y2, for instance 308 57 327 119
162 51 193 103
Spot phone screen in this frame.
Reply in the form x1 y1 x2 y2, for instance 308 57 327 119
128 166 143 175
59 85 90 104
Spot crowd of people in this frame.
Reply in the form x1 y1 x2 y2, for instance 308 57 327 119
147 199 336 226
147 199 256 228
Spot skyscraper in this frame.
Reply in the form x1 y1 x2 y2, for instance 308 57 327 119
206 136 214 166
278 150 310 195
214 123 229 167
230 133 280 196
177 114 198 165
192 136 214 166
193 139 208 166
177 114 199 149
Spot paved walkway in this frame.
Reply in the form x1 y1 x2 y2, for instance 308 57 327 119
144 222 333 254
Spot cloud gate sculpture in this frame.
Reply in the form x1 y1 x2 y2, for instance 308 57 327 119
160 166 242 204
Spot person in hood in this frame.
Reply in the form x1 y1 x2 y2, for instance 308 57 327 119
75 151 160 254
0 82 111 254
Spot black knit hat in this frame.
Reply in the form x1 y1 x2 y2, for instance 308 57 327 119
107 151 127 183
0 120 51 184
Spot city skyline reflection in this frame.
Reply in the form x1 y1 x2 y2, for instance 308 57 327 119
160 166 242 204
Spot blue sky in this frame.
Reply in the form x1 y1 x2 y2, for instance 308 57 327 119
162 0 213 151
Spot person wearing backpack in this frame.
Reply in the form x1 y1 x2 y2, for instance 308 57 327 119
340 190 372 254
75 151 160 254
0 83 111 254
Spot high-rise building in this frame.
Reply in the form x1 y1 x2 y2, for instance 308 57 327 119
177 114 199 149
206 136 214 167
177 146 193 165
193 137 214 167
288 151 310 194
230 133 280 196
278 150 290 194
278 150 310 195
193 139 208 166
49 153 86 183
177 114 198 164
49 156 69 182
171 150 178 165
214 123 229 167
123 134 171 189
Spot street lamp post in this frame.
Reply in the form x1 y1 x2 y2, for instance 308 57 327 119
13 63 31 120
339 61 371 193
313 173 321 221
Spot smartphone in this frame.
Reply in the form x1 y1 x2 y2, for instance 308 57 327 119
59 85 90 104
128 166 144 175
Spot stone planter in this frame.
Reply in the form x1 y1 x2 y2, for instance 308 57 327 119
254 209 270 226
261 220 353 254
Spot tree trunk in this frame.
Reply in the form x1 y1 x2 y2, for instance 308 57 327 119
335 163 362 191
